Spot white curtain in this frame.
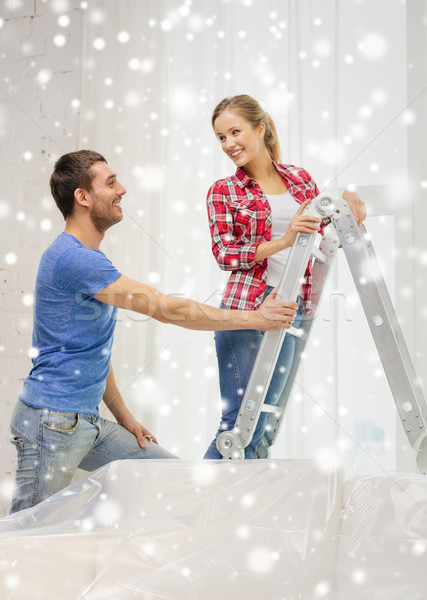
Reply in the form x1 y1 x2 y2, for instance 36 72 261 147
80 0 424 469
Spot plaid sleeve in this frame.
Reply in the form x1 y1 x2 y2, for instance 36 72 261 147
206 183 261 271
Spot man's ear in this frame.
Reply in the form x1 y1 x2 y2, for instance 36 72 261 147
74 188 89 208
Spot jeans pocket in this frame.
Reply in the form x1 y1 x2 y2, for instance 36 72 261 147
44 410 80 434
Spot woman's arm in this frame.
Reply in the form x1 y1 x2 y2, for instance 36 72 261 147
342 190 367 226
207 183 262 271
253 190 367 263
254 199 321 262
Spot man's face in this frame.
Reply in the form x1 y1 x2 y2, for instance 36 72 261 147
85 161 127 232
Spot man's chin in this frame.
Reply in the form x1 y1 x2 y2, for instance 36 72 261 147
92 214 123 233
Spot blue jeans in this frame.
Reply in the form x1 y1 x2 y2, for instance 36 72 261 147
204 287 302 459
9 400 176 513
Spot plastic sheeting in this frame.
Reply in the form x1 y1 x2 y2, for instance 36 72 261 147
0 459 426 599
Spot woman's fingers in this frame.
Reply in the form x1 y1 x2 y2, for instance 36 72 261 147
291 216 321 232
294 198 312 215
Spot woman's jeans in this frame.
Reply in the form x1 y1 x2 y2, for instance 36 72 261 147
204 286 302 459
9 400 176 514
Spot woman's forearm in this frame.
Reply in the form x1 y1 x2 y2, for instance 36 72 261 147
254 237 288 262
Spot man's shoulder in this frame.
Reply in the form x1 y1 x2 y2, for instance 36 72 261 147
43 233 104 263
42 232 77 256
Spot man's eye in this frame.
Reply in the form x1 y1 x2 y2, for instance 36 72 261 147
232 130 239 135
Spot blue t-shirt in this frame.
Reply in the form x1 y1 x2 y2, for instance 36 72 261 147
20 232 121 414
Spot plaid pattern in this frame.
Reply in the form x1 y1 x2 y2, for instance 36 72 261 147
207 162 320 312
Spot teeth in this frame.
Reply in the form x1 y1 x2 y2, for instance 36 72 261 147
231 149 243 157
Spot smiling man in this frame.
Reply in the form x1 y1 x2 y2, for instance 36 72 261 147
9 150 298 513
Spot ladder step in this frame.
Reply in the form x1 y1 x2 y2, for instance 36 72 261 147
287 326 305 338
261 404 284 415
311 247 331 264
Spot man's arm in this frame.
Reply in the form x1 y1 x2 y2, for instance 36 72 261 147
103 362 158 448
95 276 297 331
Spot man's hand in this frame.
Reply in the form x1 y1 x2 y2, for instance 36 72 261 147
253 288 298 331
342 190 367 227
119 413 159 449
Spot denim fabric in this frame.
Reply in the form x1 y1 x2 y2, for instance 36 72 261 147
204 286 302 459
10 400 176 513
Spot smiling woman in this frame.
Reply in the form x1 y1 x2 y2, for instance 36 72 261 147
204 94 366 460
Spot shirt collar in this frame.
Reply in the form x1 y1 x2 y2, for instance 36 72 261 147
235 161 284 189
235 167 252 188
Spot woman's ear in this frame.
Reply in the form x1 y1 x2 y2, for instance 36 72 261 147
258 122 266 138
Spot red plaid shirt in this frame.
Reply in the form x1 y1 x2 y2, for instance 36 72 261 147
207 162 320 312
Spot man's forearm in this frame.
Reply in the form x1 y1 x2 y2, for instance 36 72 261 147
145 295 257 331
102 364 131 423
95 276 296 332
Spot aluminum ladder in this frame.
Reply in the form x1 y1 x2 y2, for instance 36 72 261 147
216 193 427 474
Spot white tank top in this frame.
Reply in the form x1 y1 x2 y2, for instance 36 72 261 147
265 191 298 287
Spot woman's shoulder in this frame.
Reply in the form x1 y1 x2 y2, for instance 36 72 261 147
276 162 315 181
207 173 240 196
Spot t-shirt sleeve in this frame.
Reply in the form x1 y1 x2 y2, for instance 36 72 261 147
53 246 122 298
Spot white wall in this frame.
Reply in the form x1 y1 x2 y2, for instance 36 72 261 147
0 0 84 513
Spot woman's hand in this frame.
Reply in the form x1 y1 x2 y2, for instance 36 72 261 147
342 190 367 226
254 199 321 263
280 199 322 249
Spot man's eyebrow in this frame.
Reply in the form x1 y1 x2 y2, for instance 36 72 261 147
105 173 117 182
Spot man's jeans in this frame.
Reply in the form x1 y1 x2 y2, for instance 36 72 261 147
10 400 176 513
204 287 302 459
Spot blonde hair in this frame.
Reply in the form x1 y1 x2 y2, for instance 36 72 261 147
211 94 281 163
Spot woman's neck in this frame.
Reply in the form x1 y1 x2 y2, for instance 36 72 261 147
243 151 276 182
243 155 287 194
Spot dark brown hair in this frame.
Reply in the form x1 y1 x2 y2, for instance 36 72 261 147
50 150 107 219
211 95 281 163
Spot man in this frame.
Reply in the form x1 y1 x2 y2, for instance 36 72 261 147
9 150 298 513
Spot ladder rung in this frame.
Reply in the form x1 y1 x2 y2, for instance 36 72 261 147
287 326 305 338
261 404 284 415
312 247 330 264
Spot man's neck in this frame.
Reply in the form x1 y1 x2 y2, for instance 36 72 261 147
64 218 105 249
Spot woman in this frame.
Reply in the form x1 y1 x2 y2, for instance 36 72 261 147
204 94 366 459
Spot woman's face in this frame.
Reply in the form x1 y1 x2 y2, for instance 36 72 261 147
213 110 265 168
